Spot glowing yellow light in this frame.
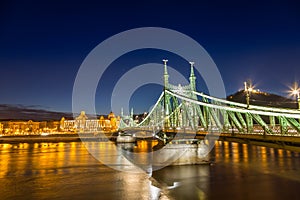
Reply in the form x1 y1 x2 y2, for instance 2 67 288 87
288 82 300 98
244 80 256 93
292 89 299 95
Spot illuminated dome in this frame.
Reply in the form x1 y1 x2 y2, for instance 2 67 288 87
108 112 115 119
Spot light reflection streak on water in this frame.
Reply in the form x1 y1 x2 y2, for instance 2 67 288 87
232 142 239 163
214 141 221 160
286 150 292 169
260 147 268 173
277 149 285 170
223 141 230 163
242 144 248 164
0 142 94 178
211 140 300 181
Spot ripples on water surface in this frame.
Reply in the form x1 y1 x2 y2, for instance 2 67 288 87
0 140 300 199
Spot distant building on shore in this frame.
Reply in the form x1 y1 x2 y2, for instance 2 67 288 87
0 111 120 135
60 111 120 133
0 120 60 135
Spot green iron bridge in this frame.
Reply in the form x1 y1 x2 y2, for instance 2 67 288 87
119 60 300 149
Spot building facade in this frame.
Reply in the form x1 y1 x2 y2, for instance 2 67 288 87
60 111 120 133
0 111 119 135
0 120 60 135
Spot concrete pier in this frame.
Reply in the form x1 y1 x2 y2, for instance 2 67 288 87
152 140 210 166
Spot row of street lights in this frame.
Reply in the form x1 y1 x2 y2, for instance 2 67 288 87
244 81 300 110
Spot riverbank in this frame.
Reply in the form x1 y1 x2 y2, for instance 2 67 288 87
0 134 81 144
0 133 117 144
0 132 154 144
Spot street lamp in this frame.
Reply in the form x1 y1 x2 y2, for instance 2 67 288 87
244 81 253 109
291 88 300 110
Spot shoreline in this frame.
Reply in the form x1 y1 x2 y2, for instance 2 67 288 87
0 135 82 144
0 133 155 144
0 133 114 144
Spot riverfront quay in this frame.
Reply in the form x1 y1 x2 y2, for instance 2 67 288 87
0 133 106 144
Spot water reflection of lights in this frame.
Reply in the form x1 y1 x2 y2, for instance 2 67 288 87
286 150 291 157
224 141 230 163
2 140 300 199
278 149 283 157
149 182 161 199
232 142 239 163
242 144 248 163
120 172 155 199
0 152 9 178
0 143 12 150
285 150 292 169
270 148 274 157
260 147 268 172
135 140 158 153
277 149 285 169
151 165 209 199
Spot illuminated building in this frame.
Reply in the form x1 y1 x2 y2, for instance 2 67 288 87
0 111 119 135
0 123 3 133
60 111 120 133
0 120 60 135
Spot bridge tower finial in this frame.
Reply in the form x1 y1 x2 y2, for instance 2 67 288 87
130 108 133 118
189 61 196 91
163 59 169 89
189 61 195 76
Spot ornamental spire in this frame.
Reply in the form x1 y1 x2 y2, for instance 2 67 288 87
189 61 196 91
163 59 169 88
163 59 168 75
189 61 195 77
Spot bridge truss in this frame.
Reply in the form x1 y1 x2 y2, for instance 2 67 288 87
121 61 300 136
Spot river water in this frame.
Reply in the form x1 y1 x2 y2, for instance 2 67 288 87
0 140 300 199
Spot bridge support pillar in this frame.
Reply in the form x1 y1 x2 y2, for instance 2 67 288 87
161 140 210 165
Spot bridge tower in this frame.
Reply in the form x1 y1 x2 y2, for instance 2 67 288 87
163 59 169 89
163 59 170 128
188 61 198 129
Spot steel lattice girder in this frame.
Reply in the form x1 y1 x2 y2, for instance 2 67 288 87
278 116 288 134
287 117 300 133
236 112 247 128
245 113 253 133
227 111 244 133
251 113 274 135
136 87 300 137
270 116 276 127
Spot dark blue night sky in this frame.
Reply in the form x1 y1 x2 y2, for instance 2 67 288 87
0 0 299 114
